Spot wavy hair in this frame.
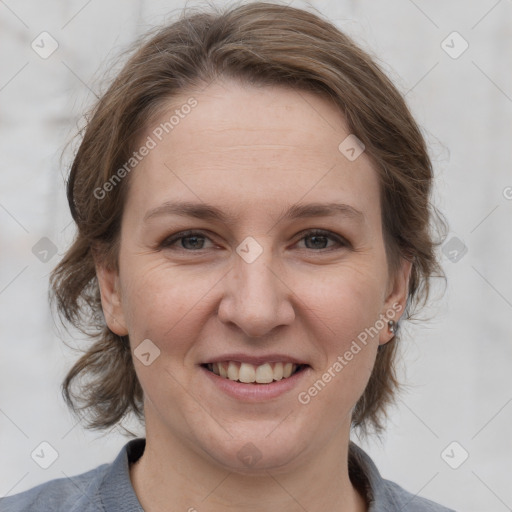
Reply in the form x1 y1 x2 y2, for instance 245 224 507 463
50 1 446 436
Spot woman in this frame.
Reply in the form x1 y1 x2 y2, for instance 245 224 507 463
2 2 454 510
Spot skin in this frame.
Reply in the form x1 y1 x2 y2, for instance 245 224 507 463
96 78 411 512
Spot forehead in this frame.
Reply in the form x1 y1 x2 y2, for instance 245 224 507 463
126 80 381 224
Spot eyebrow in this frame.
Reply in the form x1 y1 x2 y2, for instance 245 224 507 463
143 200 365 225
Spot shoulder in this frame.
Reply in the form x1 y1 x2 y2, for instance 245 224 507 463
0 438 145 512
0 463 110 512
377 477 456 511
348 441 457 512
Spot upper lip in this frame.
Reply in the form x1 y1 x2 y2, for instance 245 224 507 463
202 353 309 366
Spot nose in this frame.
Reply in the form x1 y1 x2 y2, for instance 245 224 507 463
217 241 295 338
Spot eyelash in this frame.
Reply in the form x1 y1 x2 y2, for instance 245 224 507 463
159 229 350 252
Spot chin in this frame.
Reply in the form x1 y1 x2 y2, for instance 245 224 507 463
193 420 310 474
213 442 303 474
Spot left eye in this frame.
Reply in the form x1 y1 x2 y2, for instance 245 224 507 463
160 229 347 251
160 230 215 251
296 229 347 250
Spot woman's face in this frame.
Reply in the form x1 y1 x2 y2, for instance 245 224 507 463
97 79 410 471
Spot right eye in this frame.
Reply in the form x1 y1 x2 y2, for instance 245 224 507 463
159 230 216 251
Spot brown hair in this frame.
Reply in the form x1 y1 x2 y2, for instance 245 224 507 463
51 0 445 436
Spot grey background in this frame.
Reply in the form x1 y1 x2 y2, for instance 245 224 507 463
1 1 511 510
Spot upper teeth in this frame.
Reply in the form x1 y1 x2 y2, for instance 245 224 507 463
208 361 298 383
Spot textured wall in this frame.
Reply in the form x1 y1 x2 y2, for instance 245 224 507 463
1 1 511 510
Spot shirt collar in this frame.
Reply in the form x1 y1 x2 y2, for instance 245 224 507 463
99 438 145 512
100 437 388 511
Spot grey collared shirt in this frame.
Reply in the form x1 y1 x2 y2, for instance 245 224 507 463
0 438 456 511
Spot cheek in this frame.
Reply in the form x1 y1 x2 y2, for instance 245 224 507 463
294 270 381 422
118 261 219 412
118 258 221 346
119 252 387 350
293 261 387 338
289 262 384 401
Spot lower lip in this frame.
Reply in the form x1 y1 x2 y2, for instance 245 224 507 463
200 365 310 402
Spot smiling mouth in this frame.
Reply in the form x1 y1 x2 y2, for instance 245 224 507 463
202 361 308 384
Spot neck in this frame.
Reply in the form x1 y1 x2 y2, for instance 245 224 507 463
130 422 367 512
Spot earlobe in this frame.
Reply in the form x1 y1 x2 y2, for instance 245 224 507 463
95 263 129 336
379 257 412 345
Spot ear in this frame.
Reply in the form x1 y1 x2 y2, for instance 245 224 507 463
379 257 412 345
95 260 129 337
